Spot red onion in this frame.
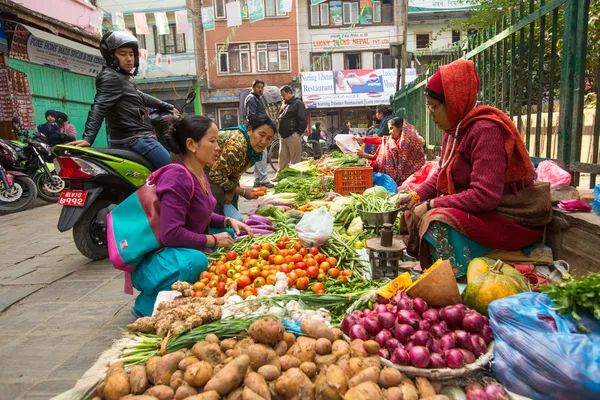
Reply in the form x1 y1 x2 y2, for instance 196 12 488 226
395 297 413 310
462 312 485 334
445 349 465 369
412 297 428 315
482 325 494 343
429 353 446 369
430 322 448 339
465 384 484 393
440 306 465 327
482 315 489 325
340 315 357 334
388 304 398 314
392 324 415 343
377 312 397 330
454 303 468 311
411 330 431 347
470 334 487 357
374 304 389 314
378 348 390 359
408 346 430 368
466 387 489 400
419 320 431 332
431 339 443 354
459 349 476 364
440 334 456 350
422 309 440 323
485 383 509 400
375 329 392 347
376 295 390 304
390 347 410 365
349 325 369 341
404 341 415 352
385 338 402 351
397 310 420 329
363 308 373 316
455 330 472 350
351 310 364 319
363 315 383 335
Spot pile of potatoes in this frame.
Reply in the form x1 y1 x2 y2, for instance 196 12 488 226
93 316 452 400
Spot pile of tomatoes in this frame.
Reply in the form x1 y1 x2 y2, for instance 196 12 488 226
191 236 353 298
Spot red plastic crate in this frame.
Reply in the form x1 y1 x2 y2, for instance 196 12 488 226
333 166 373 196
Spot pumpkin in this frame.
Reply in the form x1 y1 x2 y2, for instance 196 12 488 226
406 259 462 307
466 257 528 284
462 259 530 315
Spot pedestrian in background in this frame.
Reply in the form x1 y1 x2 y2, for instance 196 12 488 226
36 110 61 147
56 112 77 142
244 79 274 188
277 85 307 171
342 121 351 135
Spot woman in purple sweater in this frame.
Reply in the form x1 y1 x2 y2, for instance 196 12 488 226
131 116 253 317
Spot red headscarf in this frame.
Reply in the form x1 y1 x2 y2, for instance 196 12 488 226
435 60 534 194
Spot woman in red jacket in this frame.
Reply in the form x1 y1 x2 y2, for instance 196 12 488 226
396 60 551 278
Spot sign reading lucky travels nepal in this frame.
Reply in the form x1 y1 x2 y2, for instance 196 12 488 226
301 68 417 108
311 31 390 51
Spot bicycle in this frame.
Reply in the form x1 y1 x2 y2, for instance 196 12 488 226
268 134 321 173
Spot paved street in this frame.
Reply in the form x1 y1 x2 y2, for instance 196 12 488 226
0 171 271 399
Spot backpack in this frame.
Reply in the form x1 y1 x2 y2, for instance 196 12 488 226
107 164 195 294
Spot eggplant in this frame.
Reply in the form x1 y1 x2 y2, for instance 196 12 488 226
246 215 271 225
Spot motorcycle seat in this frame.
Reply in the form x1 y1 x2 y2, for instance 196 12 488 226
93 148 154 170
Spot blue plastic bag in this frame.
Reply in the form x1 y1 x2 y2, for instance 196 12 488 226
372 172 398 194
224 203 243 222
489 292 600 400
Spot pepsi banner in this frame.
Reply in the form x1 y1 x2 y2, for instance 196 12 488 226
301 68 416 108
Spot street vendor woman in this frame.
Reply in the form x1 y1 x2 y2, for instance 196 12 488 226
208 117 276 215
131 115 254 317
356 117 426 186
396 60 552 278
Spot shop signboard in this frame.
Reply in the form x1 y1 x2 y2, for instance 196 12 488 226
409 0 476 11
201 88 241 103
301 68 416 108
330 1 343 26
311 31 390 51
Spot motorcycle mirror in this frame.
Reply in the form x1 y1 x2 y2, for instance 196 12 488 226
185 91 196 105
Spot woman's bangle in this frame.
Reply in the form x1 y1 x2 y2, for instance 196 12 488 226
225 217 231 228
210 234 217 247
426 200 432 211
410 191 421 204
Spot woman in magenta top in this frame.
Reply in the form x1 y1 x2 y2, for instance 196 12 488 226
131 115 253 317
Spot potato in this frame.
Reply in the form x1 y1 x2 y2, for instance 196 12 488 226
184 361 213 387
221 339 238 352
348 366 380 388
174 383 197 400
401 377 416 388
169 370 184 391
242 387 265 400
331 328 343 341
204 354 250 396
245 371 271 399
331 341 351 358
415 377 436 398
420 396 450 400
146 356 162 384
129 365 149 395
300 362 317 378
273 368 314 399
121 396 160 400
178 356 200 372
104 363 130 400
283 332 296 348
205 334 219 343
154 351 187 385
232 338 255 359
258 365 281 381
300 320 335 342
350 340 369 358
192 342 225 367
287 338 316 363
96 381 105 399
383 387 403 400
248 317 285 344
185 391 221 400
247 344 276 370
364 356 381 368
378 368 403 389
400 381 419 400
314 354 337 369
314 364 347 400
227 387 244 400
338 357 370 378
274 340 288 357
344 381 384 400
145 385 174 400
430 381 443 394
279 355 301 371
315 338 332 355
364 340 380 355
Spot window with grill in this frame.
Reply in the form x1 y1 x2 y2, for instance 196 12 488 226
373 1 381 23
218 43 251 73
155 25 186 54
257 42 290 72
215 0 226 18
452 30 461 44
311 54 332 71
342 2 359 24
416 33 431 50
130 27 147 49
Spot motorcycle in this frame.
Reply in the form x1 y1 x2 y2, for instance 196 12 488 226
54 91 196 260
0 140 38 214
6 131 65 202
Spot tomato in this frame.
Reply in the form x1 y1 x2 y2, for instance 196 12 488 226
328 268 341 278
299 248 308 257
261 243 273 252
237 275 251 288
287 277 295 288
242 290 253 299
242 251 249 258
267 275 277 285
337 276 348 283
209 280 217 289
319 261 331 272
254 277 266 287
249 249 260 259
284 255 293 264
233 273 241 280
249 259 258 267
295 269 306 278
312 282 325 293
217 282 227 297
342 270 353 277
291 254 303 263
305 258 317 267
280 235 290 243
227 269 235 278
289 249 297 256
293 242 303 251
317 273 327 281
307 266 320 279
200 271 210 280
226 251 237 261
217 264 228 275
194 291 206 298
261 269 270 278
200 278 210 286
327 257 338 268
273 255 284 265
276 241 286 250
250 245 261 251
268 255 275 264
234 259 243 266
280 264 291 274
258 249 270 260
314 254 324 264
317 289 326 294
296 277 310 291
288 271 299 281
295 262 307 270
310 247 319 256
249 267 261 280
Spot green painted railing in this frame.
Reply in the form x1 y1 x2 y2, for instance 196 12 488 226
392 0 598 188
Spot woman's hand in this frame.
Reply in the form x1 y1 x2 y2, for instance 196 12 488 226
356 150 367 159
224 191 235 204
214 232 234 248
241 188 258 200
355 137 364 144
229 219 254 240
69 140 91 147
412 202 428 222
396 193 417 210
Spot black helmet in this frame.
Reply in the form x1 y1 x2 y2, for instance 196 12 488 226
56 111 68 123
100 31 140 74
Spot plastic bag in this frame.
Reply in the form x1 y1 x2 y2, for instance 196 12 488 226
489 292 600 400
398 161 439 192
535 160 571 189
295 207 334 248
373 173 398 194
224 203 243 222
334 134 361 154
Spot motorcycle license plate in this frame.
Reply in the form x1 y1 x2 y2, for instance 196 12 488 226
58 190 87 207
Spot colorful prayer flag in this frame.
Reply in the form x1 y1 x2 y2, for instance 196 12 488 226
133 13 149 35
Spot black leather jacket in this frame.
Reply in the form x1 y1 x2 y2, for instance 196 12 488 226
82 67 173 145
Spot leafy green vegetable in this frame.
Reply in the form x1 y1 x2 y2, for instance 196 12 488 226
319 151 367 170
277 165 319 180
275 176 334 205
352 192 396 212
364 186 388 199
540 273 600 333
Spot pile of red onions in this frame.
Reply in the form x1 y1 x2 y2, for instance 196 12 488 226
466 383 509 400
341 292 494 369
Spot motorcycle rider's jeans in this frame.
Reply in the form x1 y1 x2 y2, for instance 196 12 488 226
254 149 270 185
113 137 171 171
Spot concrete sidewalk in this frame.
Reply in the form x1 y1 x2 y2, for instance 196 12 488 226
0 171 272 399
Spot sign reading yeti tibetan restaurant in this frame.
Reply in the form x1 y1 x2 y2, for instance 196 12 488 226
311 31 390 52
301 69 416 108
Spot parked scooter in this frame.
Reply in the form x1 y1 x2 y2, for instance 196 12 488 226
0 140 38 214
53 91 196 260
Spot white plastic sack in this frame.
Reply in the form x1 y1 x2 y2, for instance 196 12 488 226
152 290 182 316
296 207 334 248
335 134 361 154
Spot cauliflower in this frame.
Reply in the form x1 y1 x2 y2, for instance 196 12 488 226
329 197 354 216
346 216 364 236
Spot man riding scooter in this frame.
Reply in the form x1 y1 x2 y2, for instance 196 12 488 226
69 31 178 170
